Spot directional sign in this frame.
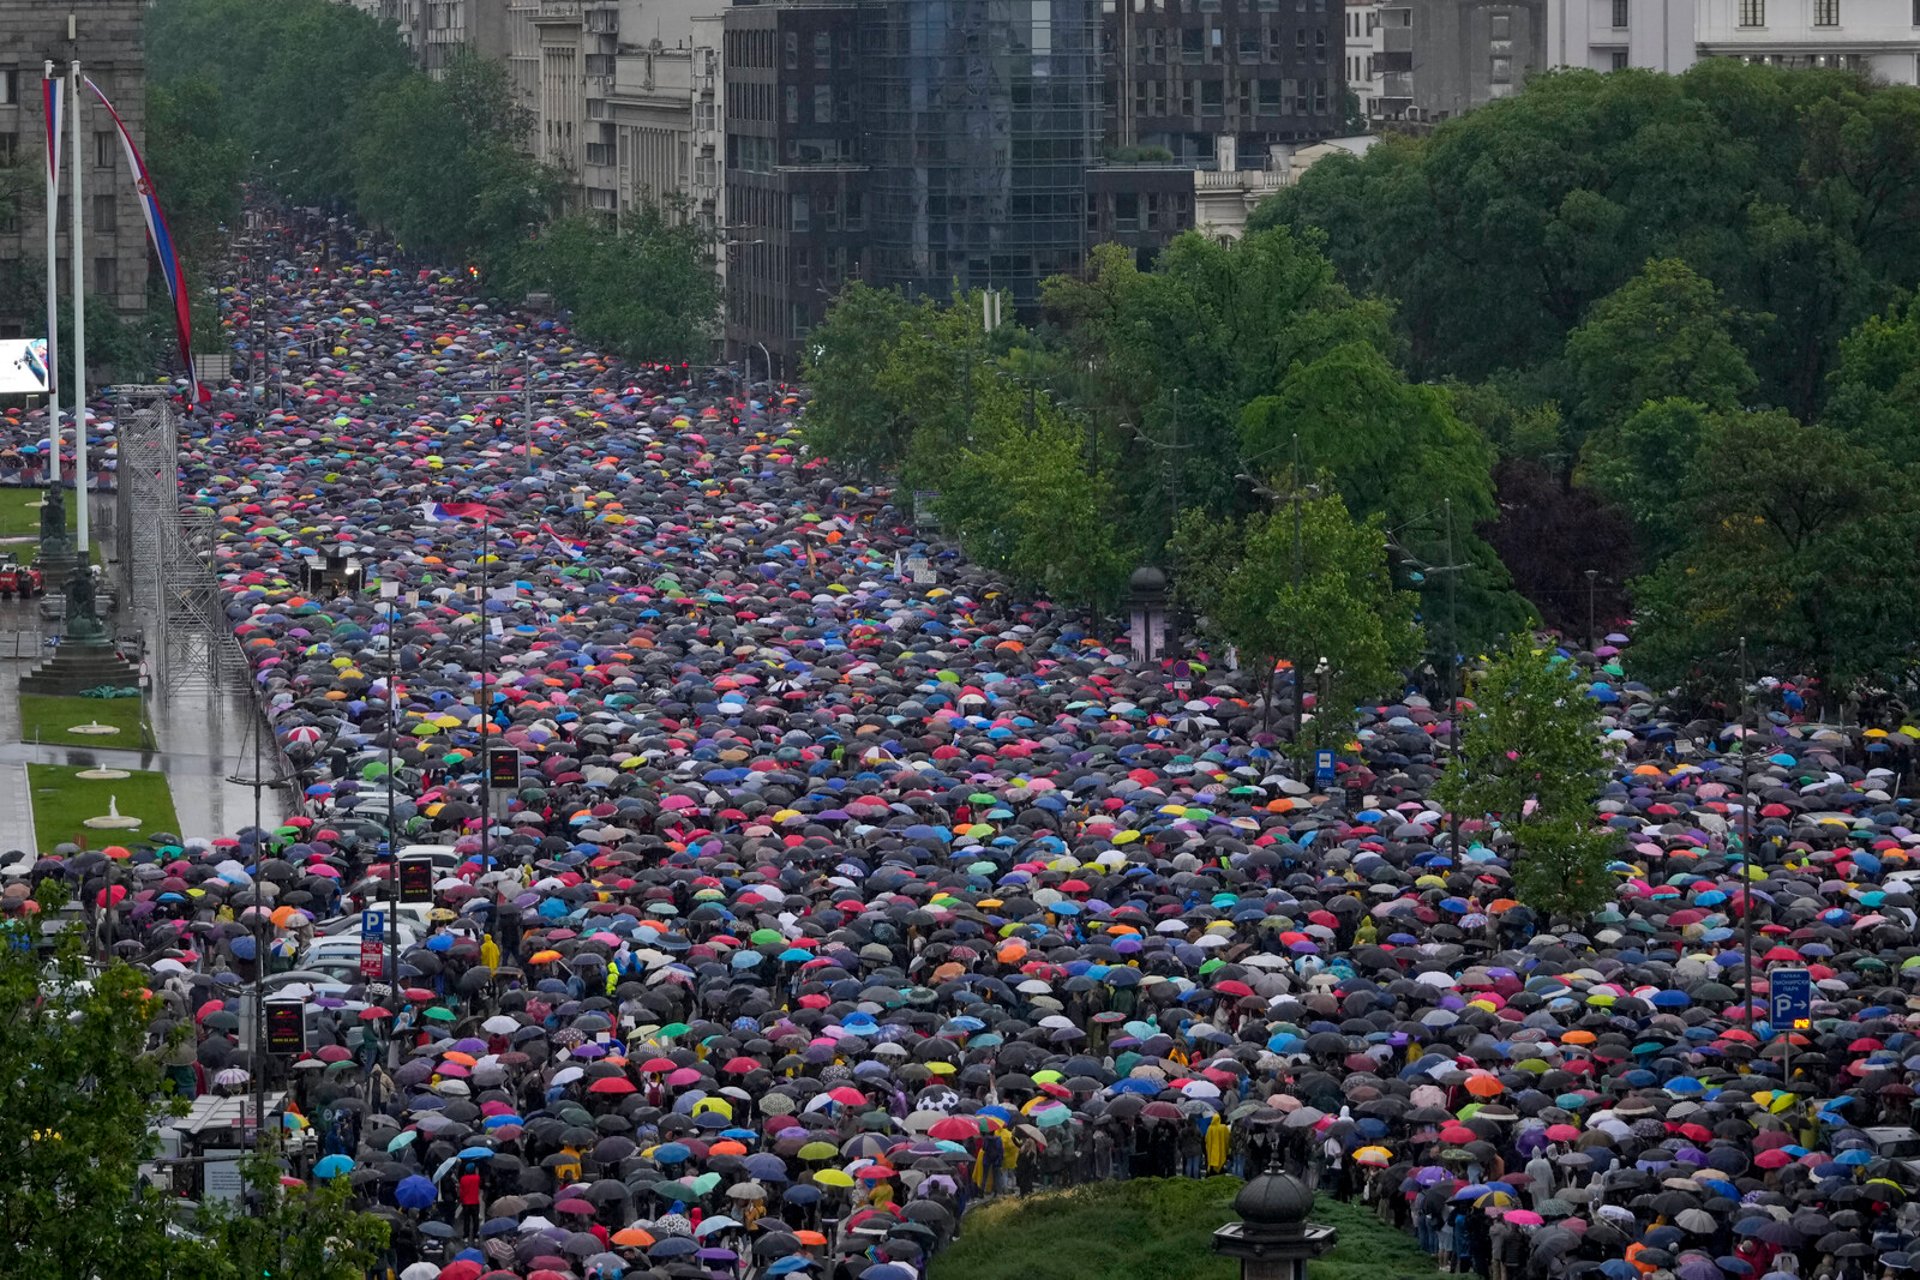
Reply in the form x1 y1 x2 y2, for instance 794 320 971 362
359 939 386 979
1314 750 1336 787
1770 967 1812 1030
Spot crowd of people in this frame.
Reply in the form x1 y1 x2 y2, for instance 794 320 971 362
7 212 1920 1280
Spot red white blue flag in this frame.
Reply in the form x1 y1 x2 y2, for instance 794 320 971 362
418 501 497 524
84 76 206 404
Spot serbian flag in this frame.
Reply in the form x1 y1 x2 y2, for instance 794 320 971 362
539 521 588 561
84 77 206 404
41 73 59 397
418 501 495 524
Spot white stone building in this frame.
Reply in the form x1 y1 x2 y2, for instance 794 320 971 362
1696 0 1919 82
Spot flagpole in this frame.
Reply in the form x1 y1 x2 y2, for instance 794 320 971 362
43 63 60 488
68 58 87 561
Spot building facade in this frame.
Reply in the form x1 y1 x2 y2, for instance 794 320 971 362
1549 0 1695 72
1696 0 1918 81
0 0 151 337
722 1 869 364
1105 0 1347 163
1344 0 1381 115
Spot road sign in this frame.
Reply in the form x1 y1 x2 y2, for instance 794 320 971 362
1771 967 1812 1030
359 939 385 979
1315 750 1336 787
360 908 385 939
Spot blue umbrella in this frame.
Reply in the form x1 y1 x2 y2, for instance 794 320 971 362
395 1174 436 1210
313 1154 354 1178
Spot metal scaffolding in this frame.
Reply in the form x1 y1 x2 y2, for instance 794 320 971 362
113 386 247 695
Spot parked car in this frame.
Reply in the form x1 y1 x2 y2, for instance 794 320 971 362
0 558 42 600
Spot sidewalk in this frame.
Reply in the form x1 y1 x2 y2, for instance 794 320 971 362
0 517 289 848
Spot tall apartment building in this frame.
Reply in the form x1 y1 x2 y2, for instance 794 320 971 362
1106 0 1346 164
0 0 151 338
1344 0 1382 114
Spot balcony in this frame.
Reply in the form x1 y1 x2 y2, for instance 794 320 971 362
1380 72 1413 99
1381 25 1412 53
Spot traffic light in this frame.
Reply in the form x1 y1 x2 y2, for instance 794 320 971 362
488 749 521 790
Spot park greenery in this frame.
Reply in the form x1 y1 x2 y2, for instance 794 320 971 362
807 61 1920 716
0 883 387 1280
930 1177 1441 1280
135 0 718 362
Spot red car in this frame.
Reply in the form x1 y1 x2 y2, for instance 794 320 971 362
0 559 43 600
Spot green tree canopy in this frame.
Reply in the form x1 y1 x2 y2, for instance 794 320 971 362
1256 62 1920 422
500 208 718 362
1628 411 1920 702
1171 489 1421 745
1561 258 1757 450
1434 640 1615 919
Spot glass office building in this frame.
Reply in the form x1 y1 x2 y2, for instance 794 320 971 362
860 0 1102 303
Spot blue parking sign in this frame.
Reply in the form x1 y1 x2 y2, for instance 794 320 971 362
1770 967 1811 1029
361 908 386 939
1314 750 1335 786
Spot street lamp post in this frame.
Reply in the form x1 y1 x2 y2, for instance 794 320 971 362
1584 568 1599 653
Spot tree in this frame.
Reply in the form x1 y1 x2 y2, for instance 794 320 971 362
1434 640 1615 919
1040 226 1395 554
1172 490 1421 747
1237 342 1531 654
1579 396 1715 562
145 75 249 269
933 399 1135 614
1822 298 1920 468
348 58 561 263
1256 62 1920 420
499 208 717 361
195 1153 390 1280
0 885 205 1280
1561 258 1757 450
1627 412 1920 703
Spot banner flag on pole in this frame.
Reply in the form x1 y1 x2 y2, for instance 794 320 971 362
83 76 207 404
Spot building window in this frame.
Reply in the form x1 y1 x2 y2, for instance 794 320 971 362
1491 55 1511 80
1491 13 1510 36
784 31 798 67
1611 49 1630 68
93 256 117 298
790 193 809 231
0 71 16 106
0 133 15 167
1814 0 1838 24
814 84 832 121
1739 0 1763 25
1612 0 1628 25
785 85 799 123
94 130 115 169
92 193 116 232
813 31 831 67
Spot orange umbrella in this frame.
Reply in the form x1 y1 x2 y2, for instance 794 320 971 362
1464 1073 1504 1098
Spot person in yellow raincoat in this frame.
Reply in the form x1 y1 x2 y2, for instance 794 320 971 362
480 934 501 969
1204 1113 1231 1173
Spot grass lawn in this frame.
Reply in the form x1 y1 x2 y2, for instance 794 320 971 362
28 764 184 850
0 487 78 538
931 1179 1441 1280
18 693 151 749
